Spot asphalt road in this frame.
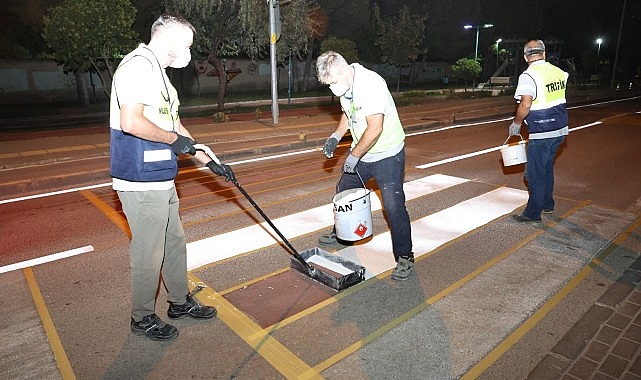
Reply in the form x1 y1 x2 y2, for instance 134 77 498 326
1 93 640 379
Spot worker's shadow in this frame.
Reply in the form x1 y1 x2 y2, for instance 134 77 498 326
328 266 454 377
102 334 174 380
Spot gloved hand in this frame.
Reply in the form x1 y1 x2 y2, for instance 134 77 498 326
206 160 236 182
343 154 359 174
508 122 522 136
322 133 340 158
170 133 196 155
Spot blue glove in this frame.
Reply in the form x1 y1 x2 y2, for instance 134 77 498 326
508 122 521 136
322 133 340 158
343 154 359 173
170 133 196 155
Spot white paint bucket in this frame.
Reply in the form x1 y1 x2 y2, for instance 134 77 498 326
333 187 372 241
500 135 527 166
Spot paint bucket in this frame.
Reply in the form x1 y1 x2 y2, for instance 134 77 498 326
500 135 527 166
332 172 372 241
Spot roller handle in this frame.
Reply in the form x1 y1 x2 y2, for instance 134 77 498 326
230 178 315 274
193 144 315 274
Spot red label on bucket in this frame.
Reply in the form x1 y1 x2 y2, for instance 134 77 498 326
354 223 368 238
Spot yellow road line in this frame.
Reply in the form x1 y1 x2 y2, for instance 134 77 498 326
82 188 320 378
79 189 130 237
313 202 590 373
23 267 76 380
188 273 324 379
462 213 641 379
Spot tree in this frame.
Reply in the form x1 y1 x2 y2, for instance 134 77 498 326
317 0 376 61
320 37 358 64
450 57 481 92
276 0 317 94
373 5 426 93
162 0 245 111
42 0 138 104
301 4 328 92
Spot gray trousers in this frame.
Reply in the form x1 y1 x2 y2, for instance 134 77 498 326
118 187 189 321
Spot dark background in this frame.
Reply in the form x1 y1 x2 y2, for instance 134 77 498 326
1 0 639 83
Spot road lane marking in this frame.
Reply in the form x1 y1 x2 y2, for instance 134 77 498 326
311 202 570 375
415 120 604 169
0 245 94 274
334 186 528 278
186 174 469 270
462 208 640 379
1 97 634 205
187 273 323 380
79 189 130 237
23 267 76 379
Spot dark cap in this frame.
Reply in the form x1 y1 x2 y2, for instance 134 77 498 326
524 40 545 56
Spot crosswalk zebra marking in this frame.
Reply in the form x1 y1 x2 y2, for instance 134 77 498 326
186 174 468 270
334 187 528 278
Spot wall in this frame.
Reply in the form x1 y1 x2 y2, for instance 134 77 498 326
0 58 451 105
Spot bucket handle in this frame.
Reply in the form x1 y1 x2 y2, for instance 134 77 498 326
337 169 367 192
504 134 525 145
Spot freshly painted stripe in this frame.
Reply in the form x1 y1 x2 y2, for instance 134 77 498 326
186 174 468 270
24 267 76 379
335 187 528 278
0 245 94 274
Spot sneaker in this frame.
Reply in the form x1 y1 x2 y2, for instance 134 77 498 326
131 313 178 341
318 231 337 245
391 257 415 281
167 295 217 319
542 209 554 214
512 214 542 223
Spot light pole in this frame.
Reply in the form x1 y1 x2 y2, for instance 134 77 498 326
464 23 494 61
595 38 603 76
495 38 502 71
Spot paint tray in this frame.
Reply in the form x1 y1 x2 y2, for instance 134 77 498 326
290 247 365 291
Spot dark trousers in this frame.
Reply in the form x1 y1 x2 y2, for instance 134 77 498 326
338 147 413 261
523 136 566 219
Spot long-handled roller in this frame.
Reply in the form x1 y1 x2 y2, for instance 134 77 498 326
194 144 365 291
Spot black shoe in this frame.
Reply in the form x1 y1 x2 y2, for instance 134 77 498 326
167 295 217 319
131 313 178 341
512 214 541 223
542 209 554 214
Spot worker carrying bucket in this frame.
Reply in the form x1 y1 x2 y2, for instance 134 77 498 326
315 50 415 281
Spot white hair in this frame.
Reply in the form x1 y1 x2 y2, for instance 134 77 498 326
316 51 348 84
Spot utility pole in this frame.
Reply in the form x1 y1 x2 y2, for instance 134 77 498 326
610 0 627 89
268 0 280 124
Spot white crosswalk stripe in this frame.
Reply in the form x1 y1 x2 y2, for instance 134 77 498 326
186 174 527 274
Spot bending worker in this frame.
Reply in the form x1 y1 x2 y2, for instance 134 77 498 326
316 51 414 281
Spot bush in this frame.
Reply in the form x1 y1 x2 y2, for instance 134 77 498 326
212 111 229 123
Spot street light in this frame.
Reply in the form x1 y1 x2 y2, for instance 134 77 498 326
595 38 603 76
464 23 494 61
495 38 502 71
